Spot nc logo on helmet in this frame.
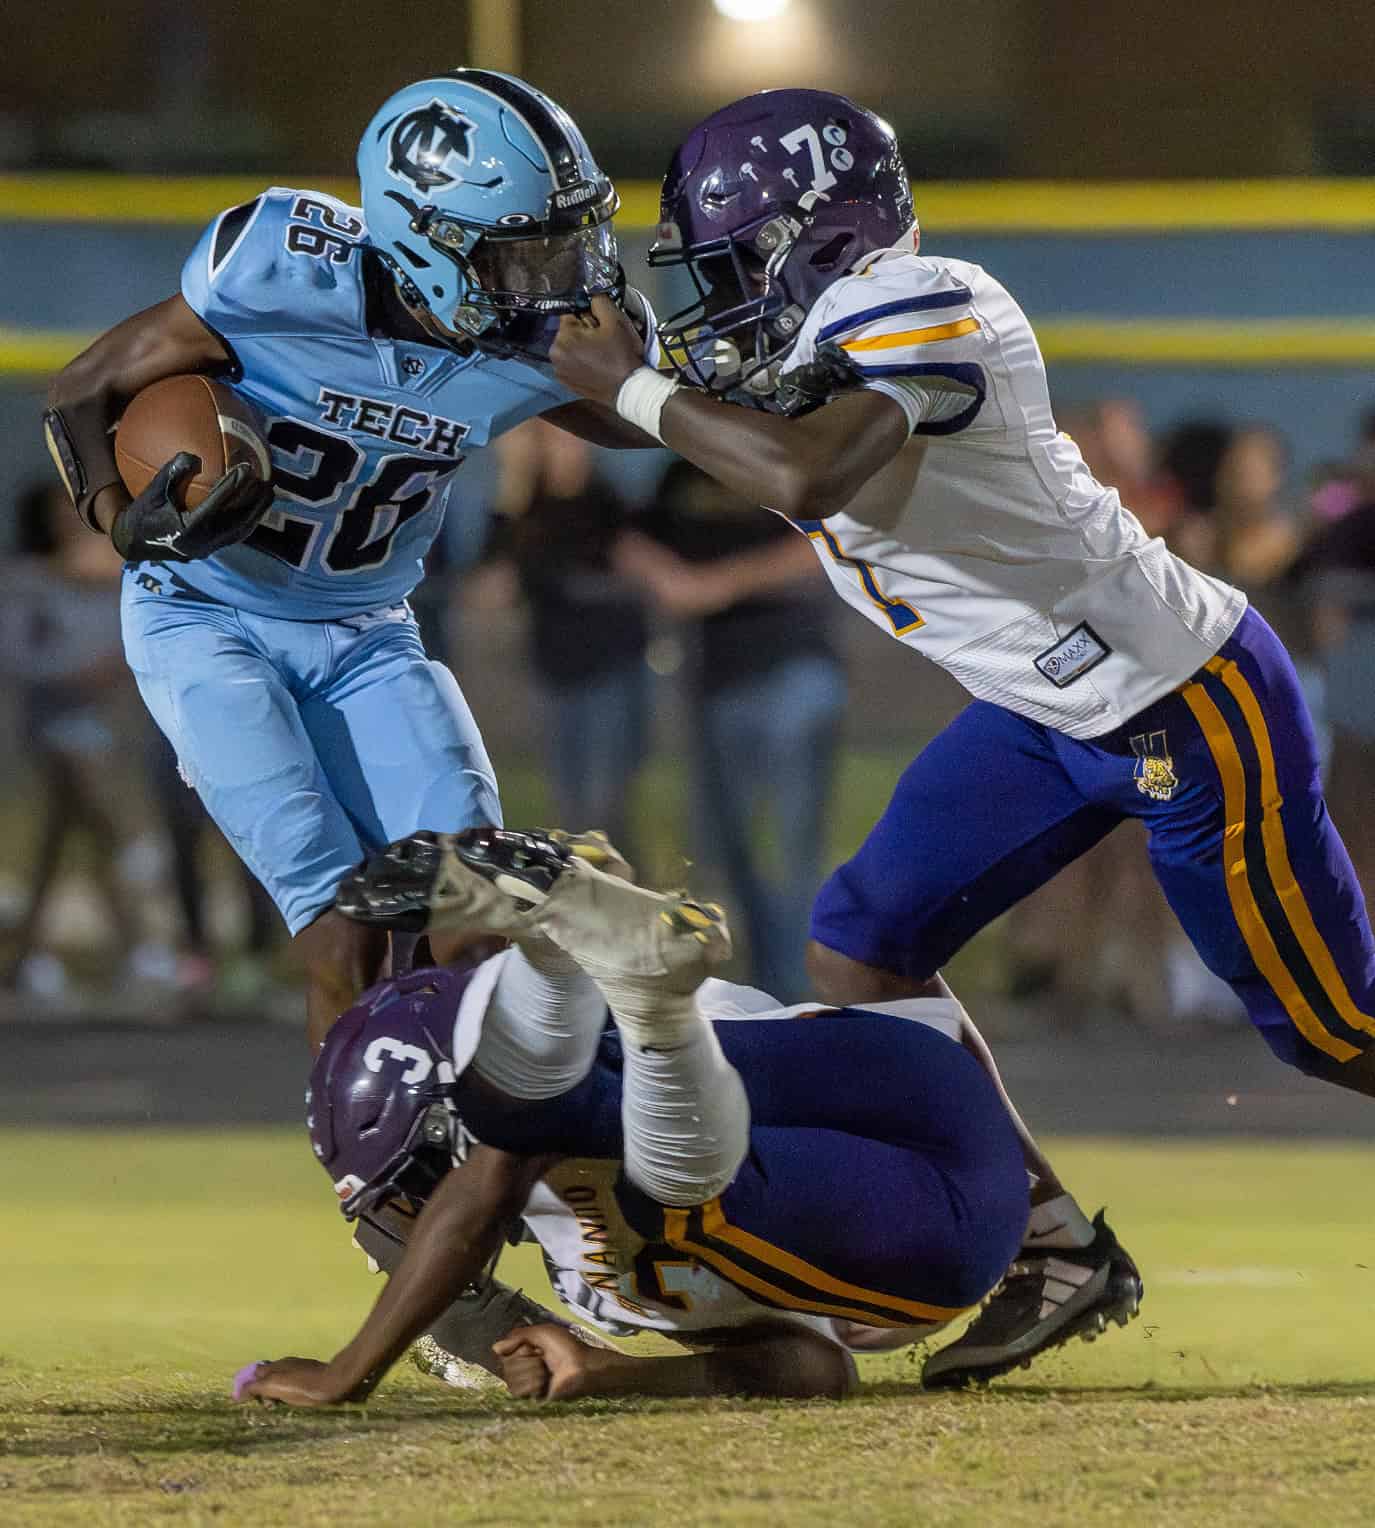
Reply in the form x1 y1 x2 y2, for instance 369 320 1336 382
387 101 477 192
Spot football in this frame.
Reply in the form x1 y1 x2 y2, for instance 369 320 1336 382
114 374 270 508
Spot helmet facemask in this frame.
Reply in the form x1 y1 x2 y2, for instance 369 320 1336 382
652 189 832 401
335 1091 471 1223
383 188 623 362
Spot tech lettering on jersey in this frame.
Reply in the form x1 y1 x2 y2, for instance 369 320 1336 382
315 387 470 458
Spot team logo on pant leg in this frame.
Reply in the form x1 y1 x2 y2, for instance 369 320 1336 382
1131 729 1179 801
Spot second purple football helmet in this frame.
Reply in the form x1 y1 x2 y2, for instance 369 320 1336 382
307 964 485 1222
650 89 916 398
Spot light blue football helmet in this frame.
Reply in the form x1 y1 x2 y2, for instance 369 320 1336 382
358 69 621 354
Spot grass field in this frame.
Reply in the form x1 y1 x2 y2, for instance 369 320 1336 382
4 1129 1375 1526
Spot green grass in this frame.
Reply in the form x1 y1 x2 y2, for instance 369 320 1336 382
4 1130 1375 1524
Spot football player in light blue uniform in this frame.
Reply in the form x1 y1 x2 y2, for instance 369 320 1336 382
45 71 658 1046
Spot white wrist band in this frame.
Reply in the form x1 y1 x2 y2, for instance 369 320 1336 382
614 367 680 443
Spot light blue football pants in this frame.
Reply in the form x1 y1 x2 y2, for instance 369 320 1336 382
121 566 500 934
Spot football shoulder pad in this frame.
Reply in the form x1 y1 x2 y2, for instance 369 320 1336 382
180 186 369 348
800 255 986 376
789 255 989 434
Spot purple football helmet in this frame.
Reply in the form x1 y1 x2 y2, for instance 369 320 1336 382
650 89 916 399
307 965 479 1223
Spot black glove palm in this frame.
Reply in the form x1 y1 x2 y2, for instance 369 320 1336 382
112 452 273 564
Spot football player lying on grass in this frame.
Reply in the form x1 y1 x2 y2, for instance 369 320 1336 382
236 828 1119 1405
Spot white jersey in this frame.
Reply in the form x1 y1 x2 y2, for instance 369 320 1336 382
781 251 1246 739
515 983 952 1355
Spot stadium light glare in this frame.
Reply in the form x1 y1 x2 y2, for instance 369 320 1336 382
712 0 791 21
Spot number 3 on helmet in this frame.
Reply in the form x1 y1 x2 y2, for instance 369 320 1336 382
357 69 622 355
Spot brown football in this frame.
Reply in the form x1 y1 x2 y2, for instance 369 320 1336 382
114 374 270 508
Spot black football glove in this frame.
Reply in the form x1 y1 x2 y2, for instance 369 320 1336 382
111 452 273 564
770 340 867 417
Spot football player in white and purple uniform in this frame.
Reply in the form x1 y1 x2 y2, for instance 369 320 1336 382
238 827 1032 1406
547 89 1375 1387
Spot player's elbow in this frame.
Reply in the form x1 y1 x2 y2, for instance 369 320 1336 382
722 1328 858 1399
768 454 865 522
773 1332 858 1399
48 346 106 412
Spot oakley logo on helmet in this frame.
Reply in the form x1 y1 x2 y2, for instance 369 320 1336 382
388 101 477 192
363 1035 434 1085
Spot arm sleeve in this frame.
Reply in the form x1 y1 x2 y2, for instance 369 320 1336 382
866 376 980 435
817 279 988 437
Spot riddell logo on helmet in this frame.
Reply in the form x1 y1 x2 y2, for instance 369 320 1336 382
334 1174 367 1201
552 181 602 210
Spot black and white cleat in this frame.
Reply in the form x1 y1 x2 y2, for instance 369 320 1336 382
921 1209 1143 1390
335 827 575 935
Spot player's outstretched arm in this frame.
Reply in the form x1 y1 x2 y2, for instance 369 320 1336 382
540 399 665 450
45 295 231 536
550 295 911 519
240 1144 547 1407
495 1322 857 1402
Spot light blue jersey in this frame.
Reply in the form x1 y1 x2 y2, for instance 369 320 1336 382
177 186 575 619
113 66 643 940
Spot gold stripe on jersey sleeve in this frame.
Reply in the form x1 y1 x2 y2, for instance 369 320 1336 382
840 317 980 353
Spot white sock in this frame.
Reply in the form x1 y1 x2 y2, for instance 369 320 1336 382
471 938 606 1101
619 1011 751 1208
1024 1192 1096 1249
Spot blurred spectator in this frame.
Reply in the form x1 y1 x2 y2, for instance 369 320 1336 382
1156 416 1235 567
1059 399 1179 540
1305 445 1375 898
616 460 846 1002
0 481 158 998
1210 426 1301 587
0 480 288 1011
142 731 284 1005
487 419 651 861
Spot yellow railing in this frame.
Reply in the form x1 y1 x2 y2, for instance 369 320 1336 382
4 176 1375 232
5 175 1375 378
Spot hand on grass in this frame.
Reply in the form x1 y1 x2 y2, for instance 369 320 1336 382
235 1356 373 1407
494 1324 627 1400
